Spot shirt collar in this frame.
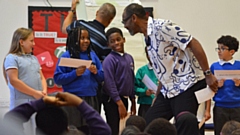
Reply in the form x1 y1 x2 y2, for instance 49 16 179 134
147 63 153 69
112 50 125 56
147 16 154 36
218 58 236 65
93 19 105 29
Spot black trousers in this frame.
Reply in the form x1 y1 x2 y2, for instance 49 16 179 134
138 104 151 118
213 106 240 135
102 94 129 135
145 79 206 135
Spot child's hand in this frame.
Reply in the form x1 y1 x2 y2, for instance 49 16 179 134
233 78 240 87
218 79 225 88
88 65 97 74
76 66 86 76
146 89 155 96
204 110 211 121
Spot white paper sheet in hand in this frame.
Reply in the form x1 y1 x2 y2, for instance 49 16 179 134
194 87 215 104
59 58 92 68
76 0 88 20
214 70 240 80
142 74 158 92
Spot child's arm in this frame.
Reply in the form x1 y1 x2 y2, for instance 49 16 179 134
53 55 80 85
89 54 104 82
204 99 211 121
6 69 44 99
135 69 148 97
40 69 47 95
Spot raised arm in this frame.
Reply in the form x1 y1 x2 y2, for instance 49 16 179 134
187 38 218 92
62 0 79 34
56 92 112 135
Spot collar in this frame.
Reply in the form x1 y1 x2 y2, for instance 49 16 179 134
147 63 153 70
93 20 105 29
219 58 235 65
147 16 154 36
112 51 125 56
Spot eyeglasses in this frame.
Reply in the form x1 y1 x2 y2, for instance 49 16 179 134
215 47 229 52
122 14 133 24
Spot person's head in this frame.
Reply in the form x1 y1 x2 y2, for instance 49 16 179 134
126 116 146 132
35 106 68 135
216 35 239 61
121 125 141 135
106 27 125 53
122 3 147 36
231 129 240 135
8 27 34 55
221 120 240 135
144 118 177 135
96 3 116 27
66 26 92 59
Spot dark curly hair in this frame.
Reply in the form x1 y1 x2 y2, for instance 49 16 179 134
66 26 92 60
217 35 239 52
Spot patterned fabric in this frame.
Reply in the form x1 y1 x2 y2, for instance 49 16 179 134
146 17 205 98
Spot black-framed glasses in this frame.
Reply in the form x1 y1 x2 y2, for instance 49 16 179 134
215 47 229 52
122 14 133 24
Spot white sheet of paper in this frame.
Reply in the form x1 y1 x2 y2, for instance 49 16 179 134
198 118 206 129
195 87 215 104
214 70 240 80
142 74 158 92
76 0 88 20
59 58 92 68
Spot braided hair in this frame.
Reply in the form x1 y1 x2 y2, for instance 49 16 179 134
66 26 92 60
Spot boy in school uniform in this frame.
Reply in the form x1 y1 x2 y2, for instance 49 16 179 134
102 27 136 135
210 35 240 135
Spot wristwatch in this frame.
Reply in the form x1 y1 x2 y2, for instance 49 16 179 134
203 69 212 76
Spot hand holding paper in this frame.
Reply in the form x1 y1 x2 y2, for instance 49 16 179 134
194 86 215 104
142 74 158 92
76 66 86 76
59 58 92 68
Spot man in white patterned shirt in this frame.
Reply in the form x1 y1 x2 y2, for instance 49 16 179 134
122 3 218 135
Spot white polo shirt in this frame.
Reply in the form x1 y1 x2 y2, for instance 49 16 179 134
146 17 205 98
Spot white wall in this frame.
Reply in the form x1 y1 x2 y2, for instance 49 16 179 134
141 0 240 63
0 0 28 105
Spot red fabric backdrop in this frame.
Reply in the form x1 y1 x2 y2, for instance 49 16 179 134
29 7 70 93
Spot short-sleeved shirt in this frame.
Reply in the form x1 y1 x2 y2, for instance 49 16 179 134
4 54 42 101
146 17 205 98
67 20 111 61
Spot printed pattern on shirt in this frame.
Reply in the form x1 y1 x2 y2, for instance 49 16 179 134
146 17 204 98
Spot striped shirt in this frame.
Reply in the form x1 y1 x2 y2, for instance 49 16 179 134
67 20 111 61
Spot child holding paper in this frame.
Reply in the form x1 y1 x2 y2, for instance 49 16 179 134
102 27 136 135
210 35 240 135
54 26 104 130
134 46 158 117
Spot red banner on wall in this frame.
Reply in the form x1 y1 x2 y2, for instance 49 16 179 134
29 7 70 94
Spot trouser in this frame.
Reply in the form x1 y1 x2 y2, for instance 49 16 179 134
102 94 128 135
213 106 240 135
138 104 151 118
145 79 206 135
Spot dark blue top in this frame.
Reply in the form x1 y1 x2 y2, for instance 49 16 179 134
211 60 240 108
103 51 135 102
54 50 104 96
3 98 111 135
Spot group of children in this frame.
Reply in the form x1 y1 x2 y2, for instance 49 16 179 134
3 25 240 135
